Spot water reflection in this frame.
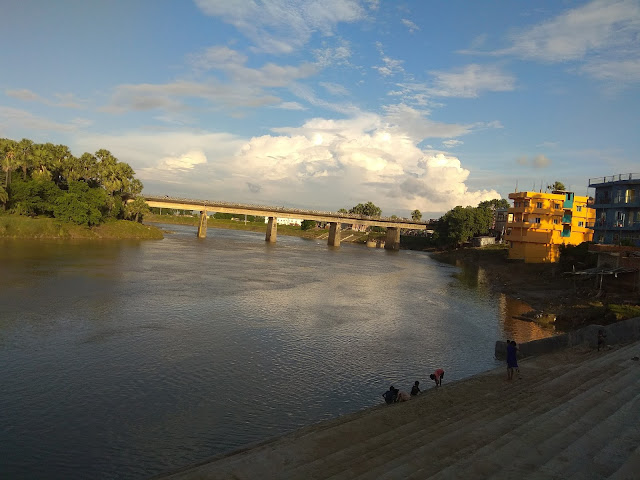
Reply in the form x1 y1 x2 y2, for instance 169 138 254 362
0 229 557 479
498 295 555 343
450 258 556 343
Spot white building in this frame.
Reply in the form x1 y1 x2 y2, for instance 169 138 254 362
264 217 304 226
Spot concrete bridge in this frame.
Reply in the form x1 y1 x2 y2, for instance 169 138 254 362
143 195 427 250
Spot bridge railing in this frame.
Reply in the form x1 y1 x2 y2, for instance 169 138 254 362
143 195 428 225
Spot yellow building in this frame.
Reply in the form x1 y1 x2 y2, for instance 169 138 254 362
504 190 595 263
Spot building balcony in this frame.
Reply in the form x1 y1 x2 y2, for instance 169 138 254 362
589 173 640 187
590 221 640 231
562 215 572 224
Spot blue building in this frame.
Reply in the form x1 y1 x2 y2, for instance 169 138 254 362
589 173 640 246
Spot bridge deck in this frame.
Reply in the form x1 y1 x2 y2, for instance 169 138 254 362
144 196 427 230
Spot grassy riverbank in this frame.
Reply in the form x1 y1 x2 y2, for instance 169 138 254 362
431 246 640 330
0 214 163 239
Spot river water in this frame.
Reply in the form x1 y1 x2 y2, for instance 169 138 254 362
0 224 553 479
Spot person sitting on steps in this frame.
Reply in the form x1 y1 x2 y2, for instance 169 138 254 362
410 380 421 396
382 386 399 404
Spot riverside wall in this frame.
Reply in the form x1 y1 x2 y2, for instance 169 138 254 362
495 316 640 359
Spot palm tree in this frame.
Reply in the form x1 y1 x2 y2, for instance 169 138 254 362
124 197 150 223
15 138 34 180
0 184 8 210
411 209 422 221
0 138 18 188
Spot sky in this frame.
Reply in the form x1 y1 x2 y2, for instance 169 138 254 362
1 0 639 218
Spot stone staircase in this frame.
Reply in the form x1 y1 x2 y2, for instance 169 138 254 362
161 342 640 480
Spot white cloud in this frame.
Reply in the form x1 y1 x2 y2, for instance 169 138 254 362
373 42 405 77
401 18 420 34
105 47 318 114
72 131 244 192
578 58 640 86
470 0 640 85
233 109 499 213
274 101 306 110
497 0 640 62
319 81 350 96
443 139 463 149
313 41 353 67
5 89 86 109
194 0 367 54
67 105 500 215
189 46 317 86
158 150 207 171
104 80 280 113
0 106 91 133
427 64 516 98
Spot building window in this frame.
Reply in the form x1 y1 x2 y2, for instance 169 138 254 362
524 200 530 207
536 202 543 208
578 221 584 227
534 217 541 224
576 205 582 212
553 218 559 224
554 203 561 209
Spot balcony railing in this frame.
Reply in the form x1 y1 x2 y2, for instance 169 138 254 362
590 221 640 230
562 215 572 223
589 173 640 186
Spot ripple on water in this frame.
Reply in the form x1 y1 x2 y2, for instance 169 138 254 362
0 229 553 479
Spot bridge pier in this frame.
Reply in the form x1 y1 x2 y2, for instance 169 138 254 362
384 227 400 251
265 217 277 243
197 211 208 238
328 222 341 247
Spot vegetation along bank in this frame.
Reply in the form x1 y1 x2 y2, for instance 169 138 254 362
0 137 160 239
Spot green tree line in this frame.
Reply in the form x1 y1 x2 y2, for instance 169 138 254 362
433 198 509 248
0 137 148 225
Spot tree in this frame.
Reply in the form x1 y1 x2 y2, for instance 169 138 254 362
411 209 422 221
435 204 495 247
15 138 34 180
337 208 348 214
478 198 509 211
0 138 18 188
349 201 382 217
0 185 7 209
547 181 566 192
124 197 150 223
301 219 316 230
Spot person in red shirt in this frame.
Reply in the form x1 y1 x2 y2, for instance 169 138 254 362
430 368 444 386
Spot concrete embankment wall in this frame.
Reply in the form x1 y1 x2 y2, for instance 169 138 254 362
495 316 640 359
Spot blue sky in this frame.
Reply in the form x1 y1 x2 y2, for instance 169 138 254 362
1 0 639 217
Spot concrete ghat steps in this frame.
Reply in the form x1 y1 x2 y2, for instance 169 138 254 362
343 355 633 480
160 342 640 480
533 389 640 479
428 367 640 480
340 345 639 479
283 360 562 480
421 349 640 478
608 445 640 480
285 348 590 478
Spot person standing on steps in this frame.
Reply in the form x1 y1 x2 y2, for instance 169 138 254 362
430 368 444 387
506 340 518 380
597 329 607 351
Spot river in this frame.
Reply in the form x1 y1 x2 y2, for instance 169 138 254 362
0 224 553 479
